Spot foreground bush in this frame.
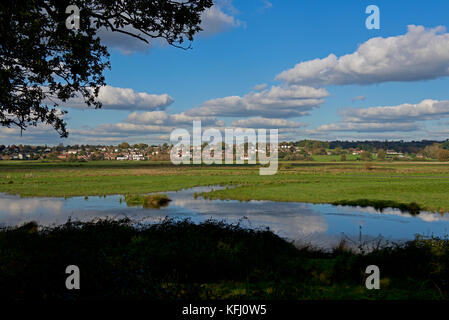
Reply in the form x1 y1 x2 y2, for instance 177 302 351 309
0 219 447 300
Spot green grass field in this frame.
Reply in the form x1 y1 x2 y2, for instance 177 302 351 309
311 154 360 161
1 160 449 212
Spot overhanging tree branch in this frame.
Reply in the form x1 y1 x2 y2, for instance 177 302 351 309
0 0 213 137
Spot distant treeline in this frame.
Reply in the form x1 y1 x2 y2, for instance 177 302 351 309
284 139 449 153
328 140 449 153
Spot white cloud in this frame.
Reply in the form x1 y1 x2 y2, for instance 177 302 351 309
98 4 242 54
60 109 227 144
314 122 418 133
342 99 449 122
1 104 225 145
261 0 273 10
97 25 160 55
253 83 267 91
0 124 65 145
49 86 174 111
200 5 242 36
0 127 22 135
310 99 449 134
309 99 449 134
187 85 329 118
126 110 224 126
231 117 306 128
72 123 174 137
62 123 174 144
352 96 366 102
276 25 449 86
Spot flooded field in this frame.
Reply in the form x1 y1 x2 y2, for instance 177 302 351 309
1 186 448 248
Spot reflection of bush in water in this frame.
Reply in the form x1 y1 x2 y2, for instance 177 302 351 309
124 193 171 208
332 199 422 215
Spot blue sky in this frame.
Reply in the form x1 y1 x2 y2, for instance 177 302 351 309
3 0 449 145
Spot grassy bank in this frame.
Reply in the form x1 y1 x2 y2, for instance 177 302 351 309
124 193 171 208
0 218 447 300
1 160 449 212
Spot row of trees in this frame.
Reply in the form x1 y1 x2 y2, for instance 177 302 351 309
279 141 449 161
328 140 449 154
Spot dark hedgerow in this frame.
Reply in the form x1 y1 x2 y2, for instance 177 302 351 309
0 218 448 300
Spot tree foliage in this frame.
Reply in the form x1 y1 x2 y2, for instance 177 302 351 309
360 151 371 161
118 142 130 149
423 143 442 159
442 140 449 150
377 148 386 160
0 0 213 137
437 149 449 162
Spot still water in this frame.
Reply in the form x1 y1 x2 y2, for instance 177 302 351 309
1 186 448 248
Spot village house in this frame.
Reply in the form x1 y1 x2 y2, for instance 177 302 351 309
132 154 145 161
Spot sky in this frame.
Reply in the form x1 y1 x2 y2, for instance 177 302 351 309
3 0 449 145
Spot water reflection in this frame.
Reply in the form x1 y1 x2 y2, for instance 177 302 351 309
1 186 448 249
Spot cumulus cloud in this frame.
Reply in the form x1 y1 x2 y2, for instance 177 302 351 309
72 123 174 137
0 124 66 145
352 96 366 102
276 25 449 86
97 25 159 55
308 131 428 141
1 121 175 145
50 86 174 111
63 109 227 144
126 110 224 126
98 4 242 54
261 0 273 10
310 99 449 134
231 117 306 129
200 5 242 36
253 83 267 91
1 107 227 145
342 99 449 123
65 114 306 145
314 122 418 133
187 85 329 118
